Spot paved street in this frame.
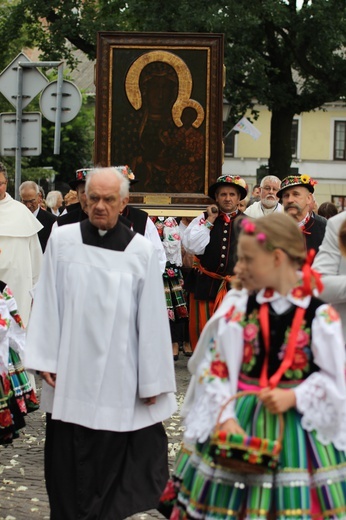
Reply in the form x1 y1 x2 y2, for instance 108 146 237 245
0 354 191 520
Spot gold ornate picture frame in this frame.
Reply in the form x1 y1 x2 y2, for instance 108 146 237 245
95 32 224 208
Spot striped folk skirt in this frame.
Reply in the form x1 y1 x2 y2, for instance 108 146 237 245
0 348 39 444
170 393 346 520
188 295 214 351
164 264 189 322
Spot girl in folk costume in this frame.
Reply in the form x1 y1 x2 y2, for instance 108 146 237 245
160 213 346 520
152 216 191 360
0 281 38 444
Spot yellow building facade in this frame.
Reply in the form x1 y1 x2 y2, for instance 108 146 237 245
223 103 346 210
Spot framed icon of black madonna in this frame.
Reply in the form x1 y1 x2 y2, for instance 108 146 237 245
95 32 224 207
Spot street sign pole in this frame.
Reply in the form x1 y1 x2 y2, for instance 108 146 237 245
54 64 64 155
15 64 23 201
0 53 82 199
14 60 63 199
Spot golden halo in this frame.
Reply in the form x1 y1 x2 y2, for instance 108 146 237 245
125 50 204 128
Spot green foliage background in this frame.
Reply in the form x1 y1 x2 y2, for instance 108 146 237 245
1 0 346 181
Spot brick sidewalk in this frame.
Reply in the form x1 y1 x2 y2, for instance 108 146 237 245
0 355 191 520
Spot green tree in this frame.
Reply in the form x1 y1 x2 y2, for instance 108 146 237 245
0 2 95 188
0 85 95 189
4 0 346 178
221 0 346 177
26 93 95 185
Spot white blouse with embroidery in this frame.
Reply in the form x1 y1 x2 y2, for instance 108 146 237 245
182 287 346 451
162 217 183 266
0 285 26 372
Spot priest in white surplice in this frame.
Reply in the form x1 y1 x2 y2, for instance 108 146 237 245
25 167 177 520
0 164 42 325
244 175 283 218
0 163 42 393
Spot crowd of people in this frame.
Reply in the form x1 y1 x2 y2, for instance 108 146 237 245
0 160 345 519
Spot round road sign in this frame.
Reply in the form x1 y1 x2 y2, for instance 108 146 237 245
40 79 82 123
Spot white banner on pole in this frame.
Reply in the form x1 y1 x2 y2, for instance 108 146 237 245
232 116 261 140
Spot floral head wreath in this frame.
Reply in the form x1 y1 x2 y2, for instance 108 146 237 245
277 174 317 198
240 218 273 249
69 168 93 188
208 174 248 200
75 168 92 182
114 165 138 185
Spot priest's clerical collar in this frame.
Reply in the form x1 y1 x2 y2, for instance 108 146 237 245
81 218 135 252
85 218 120 239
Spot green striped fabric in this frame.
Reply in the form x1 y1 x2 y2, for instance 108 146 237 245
172 393 346 520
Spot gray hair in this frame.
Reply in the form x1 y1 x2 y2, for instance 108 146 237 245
19 180 39 196
0 162 8 180
38 186 45 199
46 190 63 209
260 175 281 187
85 167 130 199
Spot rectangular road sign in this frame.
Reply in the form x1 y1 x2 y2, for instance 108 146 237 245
0 112 42 156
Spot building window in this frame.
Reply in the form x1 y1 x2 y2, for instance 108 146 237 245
291 119 298 158
334 121 346 160
224 131 235 157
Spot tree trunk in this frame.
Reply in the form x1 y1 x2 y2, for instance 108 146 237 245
268 109 295 180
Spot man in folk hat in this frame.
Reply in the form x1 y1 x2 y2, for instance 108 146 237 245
278 174 326 254
57 168 90 226
182 174 247 349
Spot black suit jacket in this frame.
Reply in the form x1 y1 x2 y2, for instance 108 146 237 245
36 207 57 252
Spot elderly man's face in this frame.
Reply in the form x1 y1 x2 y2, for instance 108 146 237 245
0 171 7 201
20 186 39 213
281 186 312 221
87 171 129 230
260 180 280 208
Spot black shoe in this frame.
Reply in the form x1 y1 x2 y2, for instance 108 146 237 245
173 343 179 361
182 342 193 357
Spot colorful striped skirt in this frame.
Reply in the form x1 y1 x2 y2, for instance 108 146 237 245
0 348 39 444
164 264 189 321
170 392 346 520
189 294 214 351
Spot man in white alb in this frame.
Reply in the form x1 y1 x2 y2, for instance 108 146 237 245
25 167 176 520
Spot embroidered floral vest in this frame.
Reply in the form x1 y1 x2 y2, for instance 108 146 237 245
240 294 321 382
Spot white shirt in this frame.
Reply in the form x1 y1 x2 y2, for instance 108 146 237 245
244 200 283 218
144 216 167 272
182 213 213 255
